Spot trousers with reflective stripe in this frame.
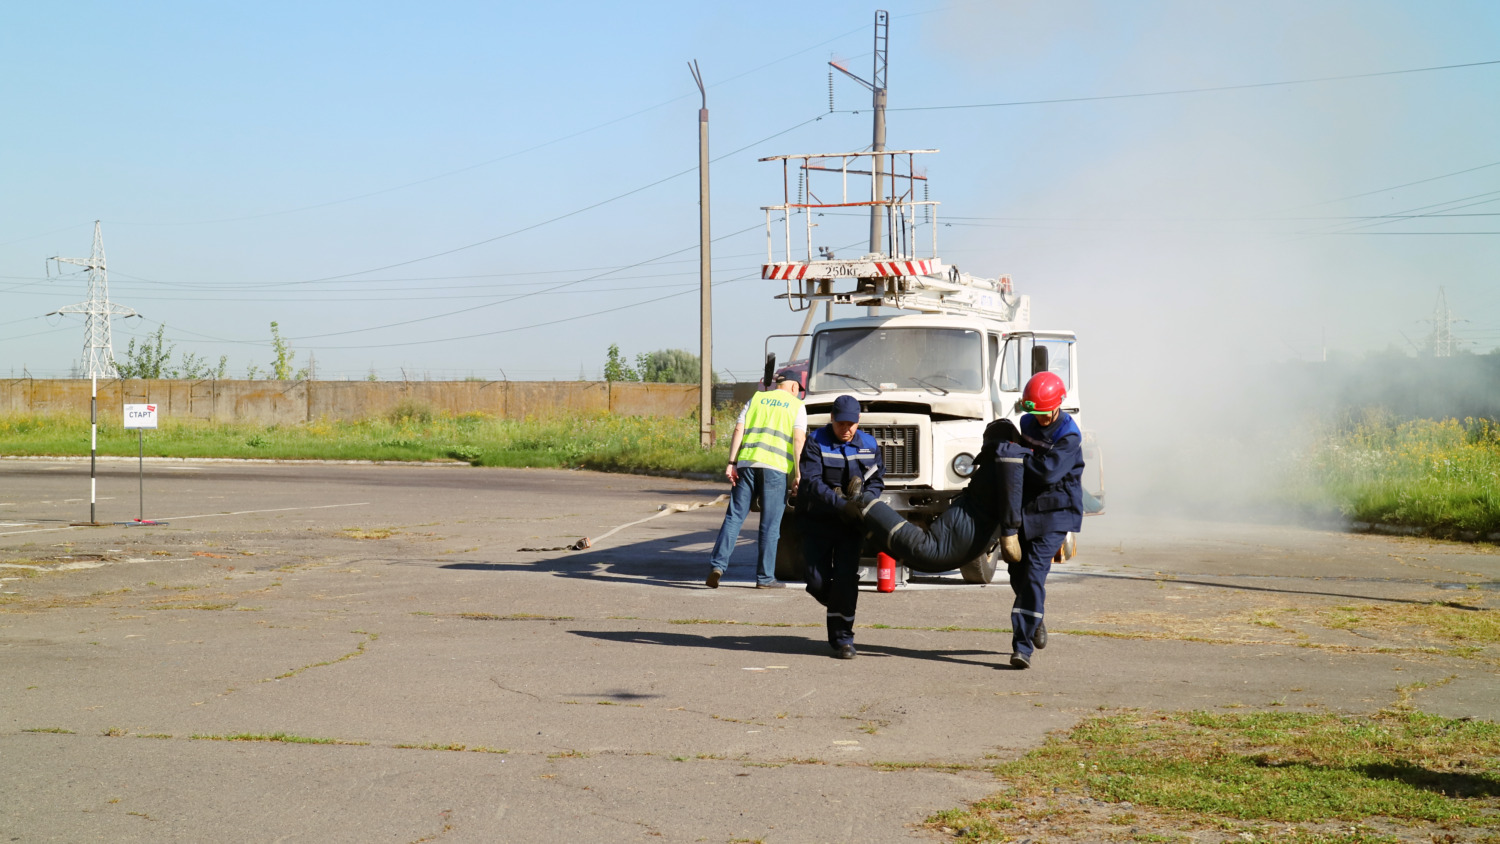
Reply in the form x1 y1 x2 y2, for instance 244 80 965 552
735 391 802 475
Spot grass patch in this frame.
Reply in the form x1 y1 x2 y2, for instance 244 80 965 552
190 732 368 745
270 630 377 680
457 612 574 622
930 708 1500 841
1287 414 1500 536
340 527 398 540
0 408 737 475
21 727 75 734
1314 601 1499 646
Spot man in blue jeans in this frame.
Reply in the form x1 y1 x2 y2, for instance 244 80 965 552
706 372 807 588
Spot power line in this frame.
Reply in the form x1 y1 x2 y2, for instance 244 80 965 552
301 234 871 351
1277 158 1500 211
873 58 1500 112
286 221 767 342
86 28 870 231
300 113 828 285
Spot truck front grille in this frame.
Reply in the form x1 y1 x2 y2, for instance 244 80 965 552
865 424 920 478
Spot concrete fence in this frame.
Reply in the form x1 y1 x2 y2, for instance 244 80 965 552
0 380 716 425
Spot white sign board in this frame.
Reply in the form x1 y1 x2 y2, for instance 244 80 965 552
124 404 159 430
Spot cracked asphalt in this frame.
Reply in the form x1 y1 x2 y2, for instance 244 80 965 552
1 459 1496 842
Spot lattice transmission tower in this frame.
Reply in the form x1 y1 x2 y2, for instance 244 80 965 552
1423 286 1465 358
48 221 137 378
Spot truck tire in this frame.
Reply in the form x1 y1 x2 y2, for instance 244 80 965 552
959 545 999 584
774 507 808 582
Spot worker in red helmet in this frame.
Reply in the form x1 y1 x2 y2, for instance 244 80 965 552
1003 370 1086 669
843 369 1085 669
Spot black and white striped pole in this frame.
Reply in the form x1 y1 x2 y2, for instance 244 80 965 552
72 375 104 527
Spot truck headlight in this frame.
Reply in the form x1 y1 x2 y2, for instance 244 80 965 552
951 453 976 478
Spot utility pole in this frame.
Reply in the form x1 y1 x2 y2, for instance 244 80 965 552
48 221 136 378
830 10 889 315
869 10 889 259
690 60 714 448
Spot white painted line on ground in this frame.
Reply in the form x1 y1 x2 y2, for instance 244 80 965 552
0 502 369 536
158 502 370 521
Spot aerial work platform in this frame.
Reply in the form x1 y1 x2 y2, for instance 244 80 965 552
759 149 1025 323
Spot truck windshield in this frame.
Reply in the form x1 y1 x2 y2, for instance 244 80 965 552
809 327 985 394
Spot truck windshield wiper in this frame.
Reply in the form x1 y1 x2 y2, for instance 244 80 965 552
909 376 950 396
823 371 882 394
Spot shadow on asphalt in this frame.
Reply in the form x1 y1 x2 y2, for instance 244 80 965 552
1060 570 1491 608
435 527 757 592
573 629 1022 668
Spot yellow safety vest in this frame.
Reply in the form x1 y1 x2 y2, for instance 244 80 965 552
735 390 802 474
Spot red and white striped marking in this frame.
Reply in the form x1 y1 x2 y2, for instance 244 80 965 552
762 259 934 280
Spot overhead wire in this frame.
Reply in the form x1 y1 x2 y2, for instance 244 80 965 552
299 112 830 285
300 236 870 351
873 58 1500 112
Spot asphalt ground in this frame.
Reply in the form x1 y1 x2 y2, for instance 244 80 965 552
1 459 1496 843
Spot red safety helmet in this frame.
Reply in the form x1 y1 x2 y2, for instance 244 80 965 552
1021 371 1066 413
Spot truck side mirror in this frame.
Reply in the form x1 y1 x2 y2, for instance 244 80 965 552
1030 345 1049 377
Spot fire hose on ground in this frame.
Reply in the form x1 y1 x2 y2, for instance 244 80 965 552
517 494 729 552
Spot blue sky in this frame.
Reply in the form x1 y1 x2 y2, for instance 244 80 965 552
3 0 1498 385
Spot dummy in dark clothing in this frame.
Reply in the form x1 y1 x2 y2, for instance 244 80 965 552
859 419 1028 572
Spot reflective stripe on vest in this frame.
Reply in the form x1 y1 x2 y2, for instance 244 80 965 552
736 390 802 474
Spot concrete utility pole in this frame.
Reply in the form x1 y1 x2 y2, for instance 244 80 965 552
690 60 714 448
48 221 136 378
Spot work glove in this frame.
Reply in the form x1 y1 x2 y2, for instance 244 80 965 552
1000 532 1023 564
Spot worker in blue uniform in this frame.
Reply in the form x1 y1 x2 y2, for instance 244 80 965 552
798 395 884 659
1003 371 1085 669
849 371 1084 669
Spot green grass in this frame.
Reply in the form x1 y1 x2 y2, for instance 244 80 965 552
188 732 368 745
0 407 735 475
929 709 1500 841
1285 414 1500 536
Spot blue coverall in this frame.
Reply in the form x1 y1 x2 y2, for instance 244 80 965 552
1009 411 1085 660
798 424 884 649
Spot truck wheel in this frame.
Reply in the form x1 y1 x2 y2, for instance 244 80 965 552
774 508 808 582
959 546 999 584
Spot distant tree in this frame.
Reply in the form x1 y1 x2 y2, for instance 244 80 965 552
115 325 173 379
269 321 298 380
636 348 716 383
603 344 639 382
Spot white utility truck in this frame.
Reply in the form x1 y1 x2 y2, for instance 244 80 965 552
760 149 1104 585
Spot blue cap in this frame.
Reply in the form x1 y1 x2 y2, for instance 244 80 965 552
831 395 861 422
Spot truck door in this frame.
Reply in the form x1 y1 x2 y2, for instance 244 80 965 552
992 331 1079 418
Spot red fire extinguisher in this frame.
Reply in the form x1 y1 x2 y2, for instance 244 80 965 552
877 552 897 593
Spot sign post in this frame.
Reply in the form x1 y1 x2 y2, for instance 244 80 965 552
122 404 165 525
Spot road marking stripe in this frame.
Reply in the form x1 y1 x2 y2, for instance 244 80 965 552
0 502 369 536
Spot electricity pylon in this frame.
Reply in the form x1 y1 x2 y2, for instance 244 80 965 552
48 221 136 378
1423 286 1465 358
